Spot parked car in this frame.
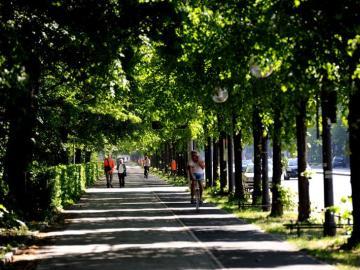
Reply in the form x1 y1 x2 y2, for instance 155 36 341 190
284 158 312 180
242 160 253 172
332 156 346 168
243 163 273 183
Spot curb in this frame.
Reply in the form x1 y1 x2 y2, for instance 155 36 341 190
315 171 350 177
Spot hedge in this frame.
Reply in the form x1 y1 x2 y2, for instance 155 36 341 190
28 162 102 219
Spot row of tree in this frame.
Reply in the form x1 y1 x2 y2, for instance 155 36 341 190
125 1 360 247
0 1 180 214
0 1 359 248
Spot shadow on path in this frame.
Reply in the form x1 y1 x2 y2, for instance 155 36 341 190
12 165 333 270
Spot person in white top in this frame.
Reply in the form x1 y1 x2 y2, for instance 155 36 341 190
143 155 151 178
187 150 205 204
117 158 127 187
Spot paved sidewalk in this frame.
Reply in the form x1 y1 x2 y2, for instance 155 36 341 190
14 165 334 270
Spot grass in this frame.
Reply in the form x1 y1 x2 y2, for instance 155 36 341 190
203 190 360 270
129 170 360 269
151 168 188 186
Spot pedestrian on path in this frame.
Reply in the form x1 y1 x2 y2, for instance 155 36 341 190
117 158 127 187
104 155 115 188
171 159 177 177
143 155 151 178
187 150 205 204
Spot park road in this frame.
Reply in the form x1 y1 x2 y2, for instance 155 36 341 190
14 165 334 270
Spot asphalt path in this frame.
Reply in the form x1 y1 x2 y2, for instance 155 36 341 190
14 165 334 270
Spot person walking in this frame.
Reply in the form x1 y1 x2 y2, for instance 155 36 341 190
104 155 115 188
143 155 151 178
171 159 177 177
117 158 127 187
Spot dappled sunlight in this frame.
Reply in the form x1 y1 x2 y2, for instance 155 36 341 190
63 206 218 214
78 201 191 205
22 241 299 260
13 166 333 270
79 197 158 201
41 224 263 238
64 214 236 223
86 186 188 193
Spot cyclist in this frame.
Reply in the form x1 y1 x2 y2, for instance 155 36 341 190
143 155 151 178
187 150 205 204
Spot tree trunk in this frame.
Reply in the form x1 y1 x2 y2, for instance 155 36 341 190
4 55 41 214
165 143 170 173
296 98 311 221
253 109 262 204
234 129 244 200
261 134 270 211
228 134 234 193
184 150 188 177
84 151 92 163
58 126 69 164
348 80 360 247
171 142 175 161
175 152 181 176
213 138 219 186
219 131 227 193
270 106 284 217
162 145 167 172
75 148 82 164
321 90 337 236
182 152 187 177
205 137 213 187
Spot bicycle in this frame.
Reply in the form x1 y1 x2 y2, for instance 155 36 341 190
144 166 149 179
194 179 201 212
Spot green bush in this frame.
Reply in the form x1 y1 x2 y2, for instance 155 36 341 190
27 162 102 219
278 185 296 211
0 204 27 229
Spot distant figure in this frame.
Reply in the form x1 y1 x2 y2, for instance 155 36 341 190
104 155 115 188
171 159 177 176
117 158 127 187
143 155 151 178
187 150 205 204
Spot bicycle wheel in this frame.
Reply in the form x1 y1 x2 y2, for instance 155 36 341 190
195 181 200 212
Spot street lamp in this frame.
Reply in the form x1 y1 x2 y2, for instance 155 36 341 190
250 63 273 79
250 60 273 211
206 85 229 189
212 86 229 103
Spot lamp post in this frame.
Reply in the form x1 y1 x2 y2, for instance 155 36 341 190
212 87 229 192
250 61 273 210
212 86 229 103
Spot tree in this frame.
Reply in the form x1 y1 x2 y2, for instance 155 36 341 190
0 0 179 213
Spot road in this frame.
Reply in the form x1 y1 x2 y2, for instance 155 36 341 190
283 168 352 211
13 165 334 270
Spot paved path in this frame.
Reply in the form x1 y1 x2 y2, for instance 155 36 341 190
15 165 334 270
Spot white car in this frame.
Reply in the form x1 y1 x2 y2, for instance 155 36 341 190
243 163 285 183
243 164 272 183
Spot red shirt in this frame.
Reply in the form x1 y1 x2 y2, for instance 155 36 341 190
104 158 115 173
171 160 177 171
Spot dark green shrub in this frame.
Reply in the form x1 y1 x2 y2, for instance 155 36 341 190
25 162 102 220
0 204 26 229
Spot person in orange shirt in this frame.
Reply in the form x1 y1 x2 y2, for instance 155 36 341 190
104 155 115 188
171 159 177 177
